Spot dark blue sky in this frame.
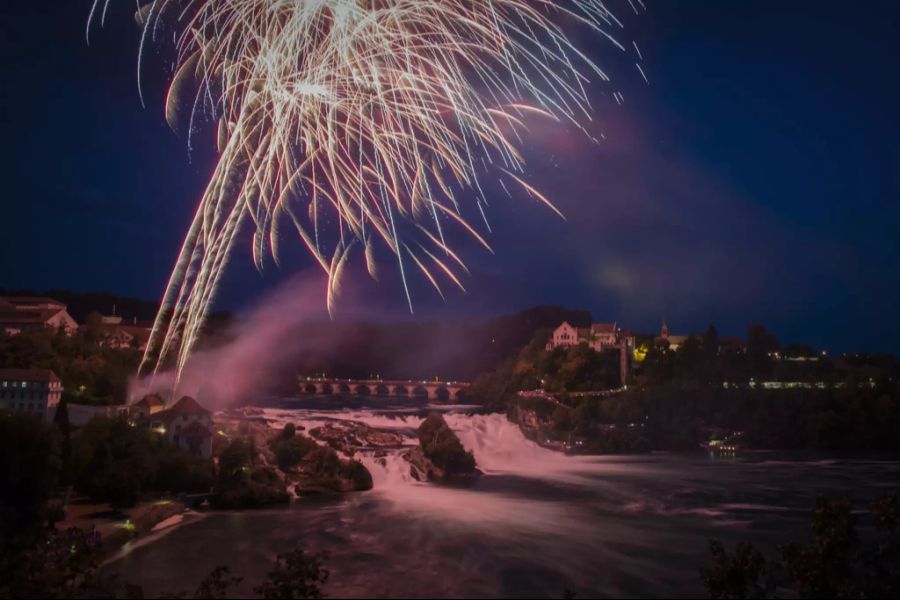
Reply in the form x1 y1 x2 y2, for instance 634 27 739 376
1 1 898 352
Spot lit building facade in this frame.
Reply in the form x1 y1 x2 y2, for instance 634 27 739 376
546 321 631 352
0 368 63 421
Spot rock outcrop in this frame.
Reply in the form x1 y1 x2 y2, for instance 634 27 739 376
404 413 480 483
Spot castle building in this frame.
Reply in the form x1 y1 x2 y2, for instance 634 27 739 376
546 321 631 352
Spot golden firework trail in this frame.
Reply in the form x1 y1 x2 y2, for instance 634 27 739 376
89 0 645 382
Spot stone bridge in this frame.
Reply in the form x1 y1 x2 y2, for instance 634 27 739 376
299 377 471 402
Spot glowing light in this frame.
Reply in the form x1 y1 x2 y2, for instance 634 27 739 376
89 0 642 382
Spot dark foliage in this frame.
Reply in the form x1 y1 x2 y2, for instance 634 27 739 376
213 437 290 509
0 411 62 557
0 524 324 600
702 493 900 598
0 326 140 405
272 433 319 471
254 550 329 599
70 416 213 508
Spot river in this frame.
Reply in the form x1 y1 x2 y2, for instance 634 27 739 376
105 395 900 598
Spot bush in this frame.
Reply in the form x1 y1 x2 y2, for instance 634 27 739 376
254 549 329 599
155 447 215 493
217 437 257 482
702 493 900 599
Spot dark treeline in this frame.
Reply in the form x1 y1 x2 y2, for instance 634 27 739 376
634 324 897 389
472 324 900 453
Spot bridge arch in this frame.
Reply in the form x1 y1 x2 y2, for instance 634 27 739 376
337 382 351 394
375 383 390 396
303 383 317 394
411 385 428 399
433 386 450 403
392 385 409 397
354 384 371 396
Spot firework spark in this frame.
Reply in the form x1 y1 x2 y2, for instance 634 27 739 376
89 0 643 382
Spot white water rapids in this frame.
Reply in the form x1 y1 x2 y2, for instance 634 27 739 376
259 407 675 531
105 399 900 598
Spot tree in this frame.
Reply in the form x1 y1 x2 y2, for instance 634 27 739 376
254 550 329 599
70 416 154 508
702 324 720 358
747 324 779 377
702 494 900 598
0 412 62 553
69 415 214 506
217 437 257 482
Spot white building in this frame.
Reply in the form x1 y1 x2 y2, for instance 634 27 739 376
0 368 63 421
0 297 78 336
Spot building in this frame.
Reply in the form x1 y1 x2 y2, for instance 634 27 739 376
94 316 154 351
657 320 690 351
546 321 627 352
142 396 213 459
129 393 166 421
0 368 63 421
0 296 78 336
546 321 634 386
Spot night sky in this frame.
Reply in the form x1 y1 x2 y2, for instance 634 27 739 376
1 1 898 352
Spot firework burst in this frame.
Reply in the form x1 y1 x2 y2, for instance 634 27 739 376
89 0 644 382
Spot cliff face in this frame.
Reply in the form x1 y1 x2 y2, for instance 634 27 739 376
510 405 543 437
507 404 570 452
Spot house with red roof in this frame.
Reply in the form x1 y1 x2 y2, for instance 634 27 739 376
144 396 214 459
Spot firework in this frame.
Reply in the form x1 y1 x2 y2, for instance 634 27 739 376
89 0 644 381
